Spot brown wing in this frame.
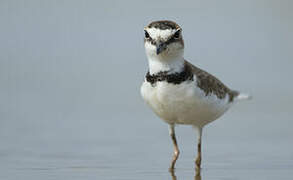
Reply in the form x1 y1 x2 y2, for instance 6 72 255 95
185 60 239 102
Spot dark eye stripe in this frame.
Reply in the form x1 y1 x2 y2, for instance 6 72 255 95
174 30 180 38
144 36 156 45
144 30 150 38
165 32 182 45
144 30 183 46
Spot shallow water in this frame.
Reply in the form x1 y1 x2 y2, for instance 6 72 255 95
1 85 293 180
1 138 293 180
1 0 293 179
1 104 293 180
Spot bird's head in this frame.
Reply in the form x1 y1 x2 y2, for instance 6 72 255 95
144 20 184 61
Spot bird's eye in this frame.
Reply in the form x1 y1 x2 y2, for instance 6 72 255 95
174 30 180 38
145 30 150 38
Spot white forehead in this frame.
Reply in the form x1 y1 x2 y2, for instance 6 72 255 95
146 28 177 40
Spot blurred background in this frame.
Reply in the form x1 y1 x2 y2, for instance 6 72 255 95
0 0 292 179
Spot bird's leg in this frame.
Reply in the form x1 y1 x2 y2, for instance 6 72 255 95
169 124 180 170
195 127 203 170
169 168 177 180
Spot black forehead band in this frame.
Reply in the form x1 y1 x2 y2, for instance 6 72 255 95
147 21 180 30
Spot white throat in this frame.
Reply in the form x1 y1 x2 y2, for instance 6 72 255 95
147 55 185 75
144 27 185 75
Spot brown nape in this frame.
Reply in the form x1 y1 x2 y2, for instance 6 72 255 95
185 61 239 102
147 20 181 30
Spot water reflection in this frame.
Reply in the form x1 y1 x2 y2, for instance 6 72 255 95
169 169 201 180
169 169 177 180
194 170 201 180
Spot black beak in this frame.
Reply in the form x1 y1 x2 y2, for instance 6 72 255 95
156 42 167 55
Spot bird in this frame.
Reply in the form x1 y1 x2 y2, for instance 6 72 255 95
140 20 251 170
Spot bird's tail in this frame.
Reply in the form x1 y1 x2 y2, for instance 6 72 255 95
234 92 252 102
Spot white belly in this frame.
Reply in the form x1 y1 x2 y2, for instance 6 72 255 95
140 78 231 126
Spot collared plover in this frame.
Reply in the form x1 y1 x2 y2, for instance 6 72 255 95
141 20 251 170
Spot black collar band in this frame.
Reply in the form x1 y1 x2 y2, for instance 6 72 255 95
146 63 193 85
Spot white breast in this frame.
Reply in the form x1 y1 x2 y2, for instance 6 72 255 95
140 76 232 126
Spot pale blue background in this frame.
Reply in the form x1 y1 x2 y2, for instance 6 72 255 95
0 0 292 179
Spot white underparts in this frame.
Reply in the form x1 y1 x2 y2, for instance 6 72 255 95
140 75 232 126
